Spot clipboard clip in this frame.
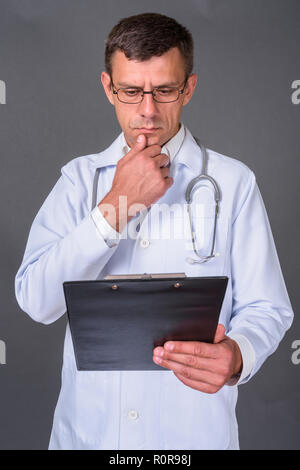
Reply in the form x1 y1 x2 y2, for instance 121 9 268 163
104 272 187 281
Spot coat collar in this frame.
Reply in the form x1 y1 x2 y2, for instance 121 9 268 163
92 124 206 176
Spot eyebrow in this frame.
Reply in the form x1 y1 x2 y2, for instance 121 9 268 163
115 81 180 88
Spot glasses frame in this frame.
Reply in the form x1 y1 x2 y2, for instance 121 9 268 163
110 77 189 104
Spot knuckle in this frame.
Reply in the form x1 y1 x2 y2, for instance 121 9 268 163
147 159 156 171
181 366 192 379
162 169 169 177
193 343 203 357
224 350 233 365
157 176 173 193
140 152 148 162
148 145 161 158
186 354 197 367
220 345 230 361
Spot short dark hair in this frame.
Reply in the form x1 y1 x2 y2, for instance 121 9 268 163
105 12 194 79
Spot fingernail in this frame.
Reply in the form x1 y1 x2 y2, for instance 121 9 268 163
165 342 174 351
154 347 164 357
153 356 162 364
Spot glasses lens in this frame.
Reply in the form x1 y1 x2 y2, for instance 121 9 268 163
116 86 183 103
118 89 143 103
153 88 179 103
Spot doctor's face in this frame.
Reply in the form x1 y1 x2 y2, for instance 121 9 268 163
101 48 197 148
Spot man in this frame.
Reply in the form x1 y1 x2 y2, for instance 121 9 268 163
15 13 293 450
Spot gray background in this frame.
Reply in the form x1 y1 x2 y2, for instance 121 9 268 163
0 0 299 450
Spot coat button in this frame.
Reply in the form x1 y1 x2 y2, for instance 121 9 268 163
140 239 150 248
128 410 139 420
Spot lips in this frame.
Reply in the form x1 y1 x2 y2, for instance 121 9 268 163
136 128 159 132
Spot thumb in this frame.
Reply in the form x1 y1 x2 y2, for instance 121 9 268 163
213 323 226 344
133 134 147 152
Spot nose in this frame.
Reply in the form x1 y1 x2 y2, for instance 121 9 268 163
138 92 158 119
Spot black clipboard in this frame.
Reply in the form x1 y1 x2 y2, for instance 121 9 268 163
63 274 228 371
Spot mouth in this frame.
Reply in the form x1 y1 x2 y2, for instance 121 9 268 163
135 127 160 133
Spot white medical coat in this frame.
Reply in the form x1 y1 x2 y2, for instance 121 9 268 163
15 126 294 450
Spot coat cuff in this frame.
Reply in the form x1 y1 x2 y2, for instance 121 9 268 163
90 206 121 248
226 332 256 386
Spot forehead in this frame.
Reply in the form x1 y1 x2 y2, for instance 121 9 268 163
111 47 186 86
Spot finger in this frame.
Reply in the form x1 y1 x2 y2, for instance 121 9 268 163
164 176 174 189
124 135 161 160
126 135 160 156
163 340 218 359
214 323 226 344
173 372 220 394
153 348 214 372
153 355 224 387
143 144 163 158
160 167 170 179
153 153 170 168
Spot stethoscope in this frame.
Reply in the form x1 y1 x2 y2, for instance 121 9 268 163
91 136 221 264
185 137 221 264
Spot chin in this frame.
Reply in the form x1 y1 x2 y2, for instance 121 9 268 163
146 135 163 147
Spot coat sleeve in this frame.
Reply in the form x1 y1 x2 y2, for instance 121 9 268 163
227 170 294 384
15 161 118 325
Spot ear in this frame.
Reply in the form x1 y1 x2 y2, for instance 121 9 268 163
101 71 115 106
182 73 197 106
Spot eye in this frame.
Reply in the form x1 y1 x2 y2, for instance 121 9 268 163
124 89 140 96
156 88 173 96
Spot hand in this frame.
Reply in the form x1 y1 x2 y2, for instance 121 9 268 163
98 134 173 232
152 324 243 394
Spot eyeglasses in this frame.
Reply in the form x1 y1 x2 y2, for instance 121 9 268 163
111 78 188 104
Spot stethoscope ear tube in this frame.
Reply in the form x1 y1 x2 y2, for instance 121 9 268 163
91 167 101 211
